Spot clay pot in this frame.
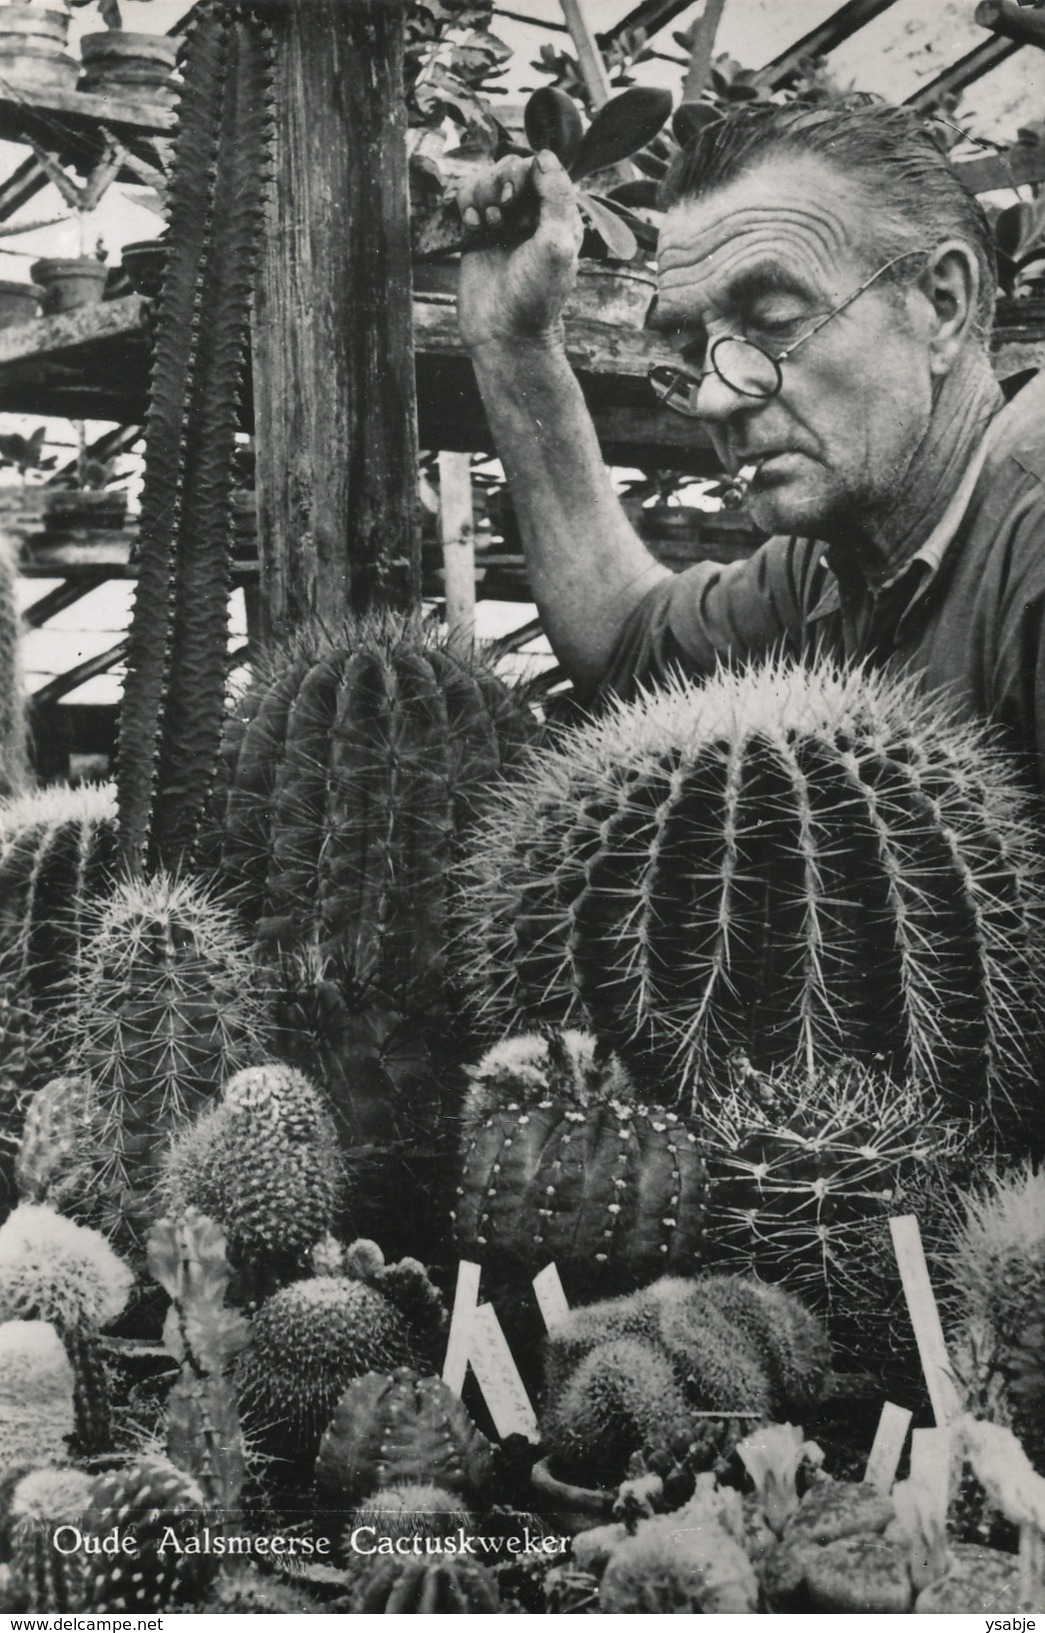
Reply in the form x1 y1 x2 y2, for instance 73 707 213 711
0 5 77 93
78 31 179 104
0 279 40 328
31 257 108 315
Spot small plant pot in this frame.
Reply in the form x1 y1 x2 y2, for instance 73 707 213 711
0 278 40 328
119 236 168 300
30 257 109 315
531 1457 615 1536
78 31 179 104
42 488 127 531
0 5 77 92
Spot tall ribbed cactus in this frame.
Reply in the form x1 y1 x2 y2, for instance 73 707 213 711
117 3 274 872
210 615 538 1005
0 532 27 799
461 659 1045 1127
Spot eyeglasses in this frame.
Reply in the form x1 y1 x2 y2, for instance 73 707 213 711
649 250 925 415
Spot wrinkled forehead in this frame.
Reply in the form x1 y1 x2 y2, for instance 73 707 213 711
655 157 871 324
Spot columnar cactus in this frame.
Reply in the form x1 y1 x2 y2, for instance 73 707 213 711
82 1458 214 1610
459 659 1045 1126
315 1368 497 1508
164 1063 341 1286
0 1320 75 1481
7 1467 92 1612
210 614 538 1005
453 1031 706 1293
348 1556 501 1613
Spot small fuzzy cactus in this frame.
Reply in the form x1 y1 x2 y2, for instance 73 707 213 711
460 659 1045 1127
453 1031 706 1293
0 1320 75 1481
315 1368 497 1508
7 1467 92 1612
210 614 538 1006
164 1063 341 1286
82 1458 214 1611
348 1555 501 1613
68 871 268 1237
236 1277 426 1460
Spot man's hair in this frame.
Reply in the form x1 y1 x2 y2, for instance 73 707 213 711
661 99 997 335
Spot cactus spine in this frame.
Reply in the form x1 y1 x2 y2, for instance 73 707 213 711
117 4 274 872
461 659 1045 1125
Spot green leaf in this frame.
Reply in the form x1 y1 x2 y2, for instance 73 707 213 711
525 86 584 168
570 86 672 180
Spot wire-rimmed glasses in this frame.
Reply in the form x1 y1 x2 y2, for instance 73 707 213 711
649 250 925 416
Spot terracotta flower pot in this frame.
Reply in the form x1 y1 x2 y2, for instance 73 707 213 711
0 279 40 328
0 5 77 92
78 31 179 104
31 257 109 315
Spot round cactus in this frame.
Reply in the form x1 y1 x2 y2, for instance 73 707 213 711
0 1320 75 1481
7 1467 93 1611
165 1063 341 1282
453 1031 706 1293
236 1278 424 1458
82 1458 214 1611
315 1368 497 1507
348 1555 501 1613
209 614 538 1005
459 659 1045 1126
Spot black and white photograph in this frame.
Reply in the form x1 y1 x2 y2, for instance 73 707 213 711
1 0 1045 1619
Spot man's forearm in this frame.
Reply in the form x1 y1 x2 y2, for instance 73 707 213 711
470 334 670 694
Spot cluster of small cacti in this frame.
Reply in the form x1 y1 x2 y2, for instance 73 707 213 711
459 658 1045 1130
453 1030 706 1295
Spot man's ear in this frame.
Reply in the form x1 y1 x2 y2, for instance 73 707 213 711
920 240 981 376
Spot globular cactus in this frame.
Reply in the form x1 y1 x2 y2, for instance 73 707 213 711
459 659 1045 1127
315 1368 497 1508
117 5 274 874
82 1458 214 1611
348 1555 501 1613
164 1063 341 1288
7 1467 92 1611
0 1320 75 1482
700 1054 964 1353
68 872 267 1239
209 614 538 1007
599 1503 758 1614
236 1277 426 1461
453 1031 706 1295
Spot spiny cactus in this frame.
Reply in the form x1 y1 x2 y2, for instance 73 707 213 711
453 1029 705 1293
700 1053 965 1351
117 4 274 872
69 872 267 1239
164 1063 341 1288
0 1320 75 1481
7 1467 92 1612
315 1368 497 1508
0 533 27 800
82 1458 214 1611
236 1277 426 1461
209 614 538 1007
348 1555 501 1613
460 658 1045 1126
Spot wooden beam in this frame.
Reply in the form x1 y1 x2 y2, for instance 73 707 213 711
756 0 900 88
975 0 1045 50
251 0 421 640
904 34 1020 109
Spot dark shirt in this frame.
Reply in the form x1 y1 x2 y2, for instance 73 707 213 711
603 371 1045 792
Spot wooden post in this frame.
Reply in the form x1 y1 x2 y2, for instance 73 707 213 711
252 0 422 644
438 450 475 652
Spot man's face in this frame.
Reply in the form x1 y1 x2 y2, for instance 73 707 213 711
655 154 937 541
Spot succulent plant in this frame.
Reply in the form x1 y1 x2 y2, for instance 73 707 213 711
0 1320 76 1482
7 1466 93 1612
700 1053 965 1353
236 1277 426 1461
164 1063 341 1288
348 1555 501 1613
315 1368 497 1509
210 613 538 1008
117 4 274 873
82 1458 214 1611
453 1029 706 1294
460 659 1045 1129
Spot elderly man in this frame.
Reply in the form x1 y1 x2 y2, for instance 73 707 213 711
456 100 1045 787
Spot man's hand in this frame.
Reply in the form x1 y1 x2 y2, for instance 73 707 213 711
455 151 584 353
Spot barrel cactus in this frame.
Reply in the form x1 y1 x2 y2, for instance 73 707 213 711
460 659 1045 1126
453 1031 706 1294
82 1458 214 1610
348 1555 501 1613
7 1467 92 1612
209 614 538 1005
315 1367 497 1508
